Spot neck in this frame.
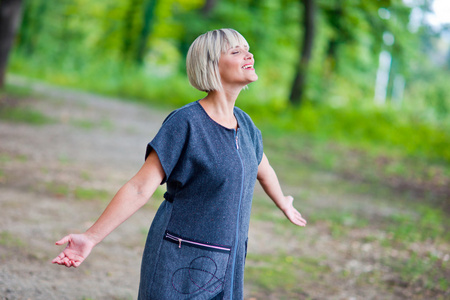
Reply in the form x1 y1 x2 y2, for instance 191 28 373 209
199 88 242 130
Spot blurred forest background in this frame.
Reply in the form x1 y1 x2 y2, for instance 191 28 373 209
1 0 450 298
2 0 450 163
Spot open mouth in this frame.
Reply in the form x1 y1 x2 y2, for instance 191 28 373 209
242 64 253 69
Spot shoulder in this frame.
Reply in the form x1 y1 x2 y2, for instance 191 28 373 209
161 101 200 126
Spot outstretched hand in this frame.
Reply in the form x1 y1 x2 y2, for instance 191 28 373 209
282 196 307 227
52 233 95 268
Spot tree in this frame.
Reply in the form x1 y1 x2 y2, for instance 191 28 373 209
322 2 346 74
136 0 158 65
289 0 315 105
201 0 218 17
121 0 158 65
16 0 48 56
0 0 22 88
122 0 142 62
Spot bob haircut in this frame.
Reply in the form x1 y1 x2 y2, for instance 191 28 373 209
186 28 249 92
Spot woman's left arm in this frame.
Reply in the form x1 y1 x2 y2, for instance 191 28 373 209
257 153 307 227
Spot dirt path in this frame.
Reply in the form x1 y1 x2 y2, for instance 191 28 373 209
1 79 166 300
1 78 448 300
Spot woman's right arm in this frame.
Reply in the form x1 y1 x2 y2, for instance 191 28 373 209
52 150 165 268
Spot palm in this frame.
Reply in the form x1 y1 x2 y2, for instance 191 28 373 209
52 234 94 268
283 196 307 227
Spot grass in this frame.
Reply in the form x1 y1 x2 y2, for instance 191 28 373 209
261 129 449 208
0 231 24 248
0 106 53 125
70 118 115 131
387 206 448 243
74 187 111 201
45 182 71 198
246 129 450 298
43 182 112 202
71 119 96 130
3 66 450 298
1 84 53 125
245 253 328 293
8 51 450 163
383 252 450 295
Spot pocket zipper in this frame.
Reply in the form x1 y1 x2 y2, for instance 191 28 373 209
164 231 231 253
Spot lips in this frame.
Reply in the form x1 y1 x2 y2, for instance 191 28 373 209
242 63 254 70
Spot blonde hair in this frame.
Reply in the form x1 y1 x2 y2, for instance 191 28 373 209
186 28 249 92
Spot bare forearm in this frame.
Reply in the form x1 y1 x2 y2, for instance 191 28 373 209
84 181 151 245
257 153 307 227
84 151 164 245
52 151 165 268
258 165 289 212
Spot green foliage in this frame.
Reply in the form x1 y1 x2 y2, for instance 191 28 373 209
9 0 450 122
247 101 450 163
6 0 450 199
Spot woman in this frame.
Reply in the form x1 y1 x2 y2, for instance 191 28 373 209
52 28 307 300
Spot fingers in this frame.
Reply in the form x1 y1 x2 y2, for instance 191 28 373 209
52 253 70 266
295 210 307 226
63 257 73 267
52 254 81 268
51 252 64 264
55 235 71 246
73 261 81 267
52 235 82 268
295 215 307 227
295 210 307 223
285 196 307 227
290 212 307 227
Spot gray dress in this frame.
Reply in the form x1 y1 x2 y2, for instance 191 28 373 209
138 101 263 300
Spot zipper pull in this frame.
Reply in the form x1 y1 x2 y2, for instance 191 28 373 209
235 135 239 150
178 238 182 248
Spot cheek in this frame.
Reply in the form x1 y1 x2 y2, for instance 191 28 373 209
219 62 235 78
219 59 232 71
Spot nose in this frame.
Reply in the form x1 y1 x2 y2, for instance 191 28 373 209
245 51 253 60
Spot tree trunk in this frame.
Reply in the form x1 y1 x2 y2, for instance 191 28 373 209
324 5 343 74
0 0 22 88
122 0 141 62
201 0 217 16
17 0 47 56
136 0 157 65
289 0 315 106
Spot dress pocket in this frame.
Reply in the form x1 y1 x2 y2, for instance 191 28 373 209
150 231 231 299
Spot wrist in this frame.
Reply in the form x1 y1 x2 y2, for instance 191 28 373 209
84 230 102 246
277 195 290 212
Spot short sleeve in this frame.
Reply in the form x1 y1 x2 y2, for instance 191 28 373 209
255 128 264 165
145 110 189 184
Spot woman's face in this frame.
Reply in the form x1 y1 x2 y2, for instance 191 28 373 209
218 44 258 89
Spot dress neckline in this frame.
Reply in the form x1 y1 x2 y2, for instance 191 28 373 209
196 100 239 132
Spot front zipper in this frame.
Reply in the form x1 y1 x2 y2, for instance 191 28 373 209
229 128 245 300
164 231 231 254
